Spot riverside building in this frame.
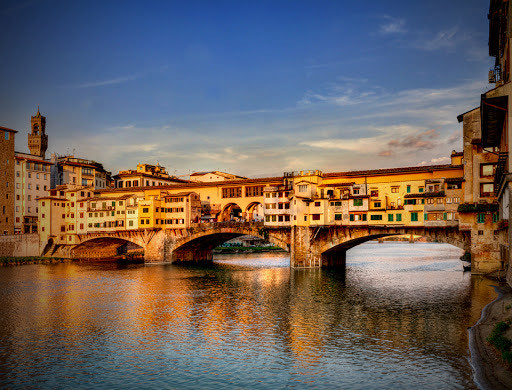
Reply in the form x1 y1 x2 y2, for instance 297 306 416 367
0 126 17 235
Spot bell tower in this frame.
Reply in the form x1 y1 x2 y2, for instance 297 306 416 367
28 106 48 159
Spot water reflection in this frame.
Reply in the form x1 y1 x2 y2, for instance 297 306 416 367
0 242 498 389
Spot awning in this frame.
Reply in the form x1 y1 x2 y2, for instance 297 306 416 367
481 95 508 148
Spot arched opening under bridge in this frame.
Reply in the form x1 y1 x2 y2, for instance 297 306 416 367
170 231 289 262
70 237 144 260
320 233 466 268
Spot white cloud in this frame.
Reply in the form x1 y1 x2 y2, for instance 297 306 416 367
73 74 140 88
418 157 451 166
380 16 407 34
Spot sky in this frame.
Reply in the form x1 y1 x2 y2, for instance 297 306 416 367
0 0 494 178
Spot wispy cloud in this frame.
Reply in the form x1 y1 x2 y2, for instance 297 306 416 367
415 26 459 51
73 74 140 88
418 157 451 166
379 16 407 35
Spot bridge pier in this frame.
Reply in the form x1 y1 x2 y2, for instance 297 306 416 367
321 250 347 268
290 226 322 268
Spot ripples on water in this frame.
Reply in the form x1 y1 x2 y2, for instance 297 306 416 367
0 242 498 389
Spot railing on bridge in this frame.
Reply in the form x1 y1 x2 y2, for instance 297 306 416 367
190 221 264 230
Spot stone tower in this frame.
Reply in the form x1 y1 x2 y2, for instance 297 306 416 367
28 107 48 158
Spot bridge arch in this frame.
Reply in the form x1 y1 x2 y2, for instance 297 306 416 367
317 229 469 267
245 202 264 222
69 236 144 259
219 203 242 222
167 224 289 262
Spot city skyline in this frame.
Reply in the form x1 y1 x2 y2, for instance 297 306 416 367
1 0 492 177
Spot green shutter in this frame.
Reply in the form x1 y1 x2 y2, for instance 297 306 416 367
350 214 354 221
443 212 447 220
396 213 402 222
407 185 411 193
424 213 428 221
362 214 367 221
388 214 393 222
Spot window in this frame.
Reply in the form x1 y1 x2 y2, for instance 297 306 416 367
4 131 9 140
370 190 378 197
411 212 418 222
353 199 363 206
391 187 399 193
418 187 424 193
396 214 402 222
16 171 19 177
312 214 320 220
480 183 494 197
404 199 416 205
245 186 264 197
142 208 149 213
480 164 496 177
493 213 499 223
388 214 393 222
370 214 382 221
298 185 308 193
353 188 360 195
129 220 134 226
407 185 411 193
314 201 320 207
373 202 381 208
477 213 486 223
222 187 242 198
334 214 342 221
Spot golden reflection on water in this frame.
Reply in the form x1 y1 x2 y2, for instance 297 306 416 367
0 243 500 389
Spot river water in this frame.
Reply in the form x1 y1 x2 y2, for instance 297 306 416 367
0 242 499 389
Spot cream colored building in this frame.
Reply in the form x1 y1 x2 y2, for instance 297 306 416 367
189 171 246 183
114 163 187 188
14 152 52 233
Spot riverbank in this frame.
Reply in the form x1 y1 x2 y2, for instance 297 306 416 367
471 284 512 389
0 256 72 266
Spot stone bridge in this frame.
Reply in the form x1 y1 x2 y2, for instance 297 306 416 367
53 221 498 273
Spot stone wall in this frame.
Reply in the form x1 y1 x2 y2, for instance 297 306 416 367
0 234 40 257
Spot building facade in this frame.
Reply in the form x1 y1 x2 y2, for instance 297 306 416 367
0 126 17 235
14 152 52 233
114 163 187 188
51 155 111 190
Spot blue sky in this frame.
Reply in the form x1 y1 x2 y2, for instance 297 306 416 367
0 0 493 177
